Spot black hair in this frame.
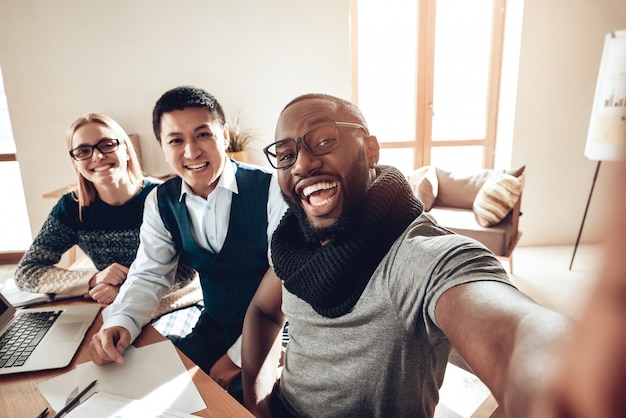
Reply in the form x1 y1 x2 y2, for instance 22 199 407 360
152 86 226 143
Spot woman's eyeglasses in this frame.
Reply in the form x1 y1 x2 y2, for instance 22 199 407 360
69 138 124 161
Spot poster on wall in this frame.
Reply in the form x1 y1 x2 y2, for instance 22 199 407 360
584 30 626 162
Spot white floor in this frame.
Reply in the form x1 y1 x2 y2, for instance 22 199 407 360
508 244 603 320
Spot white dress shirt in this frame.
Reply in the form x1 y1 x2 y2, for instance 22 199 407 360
102 159 287 366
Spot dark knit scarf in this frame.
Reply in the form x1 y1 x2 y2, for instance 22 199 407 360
271 165 424 318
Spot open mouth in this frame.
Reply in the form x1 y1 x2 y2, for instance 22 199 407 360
92 164 114 172
185 162 209 171
302 181 338 207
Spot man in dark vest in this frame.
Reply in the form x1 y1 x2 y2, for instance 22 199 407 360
89 86 287 401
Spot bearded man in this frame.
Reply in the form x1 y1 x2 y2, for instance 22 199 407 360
242 93 570 418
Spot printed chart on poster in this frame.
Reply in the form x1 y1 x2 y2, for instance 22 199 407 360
584 30 626 162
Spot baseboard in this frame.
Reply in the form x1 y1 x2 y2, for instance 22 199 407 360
0 252 24 264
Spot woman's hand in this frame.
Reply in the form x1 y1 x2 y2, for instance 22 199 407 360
86 263 129 304
86 282 120 304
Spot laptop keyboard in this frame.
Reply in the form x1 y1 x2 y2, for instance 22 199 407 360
0 310 61 368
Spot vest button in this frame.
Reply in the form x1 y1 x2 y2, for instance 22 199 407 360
226 290 234 296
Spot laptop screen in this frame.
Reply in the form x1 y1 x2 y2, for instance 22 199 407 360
0 294 9 316
0 292 16 328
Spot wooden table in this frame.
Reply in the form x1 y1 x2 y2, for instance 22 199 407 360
0 300 253 417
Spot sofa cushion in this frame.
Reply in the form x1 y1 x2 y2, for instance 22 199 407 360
433 165 526 210
434 167 491 209
407 166 438 211
473 171 524 227
428 208 512 255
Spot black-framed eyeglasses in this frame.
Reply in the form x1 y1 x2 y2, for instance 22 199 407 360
69 138 125 161
263 121 369 169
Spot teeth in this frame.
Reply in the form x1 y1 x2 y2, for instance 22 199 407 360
93 165 112 172
186 162 208 170
311 196 335 207
303 181 337 197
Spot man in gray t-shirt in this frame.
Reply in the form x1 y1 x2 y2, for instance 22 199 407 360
242 94 571 418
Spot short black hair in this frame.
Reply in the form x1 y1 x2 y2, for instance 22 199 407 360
152 86 226 143
281 93 368 128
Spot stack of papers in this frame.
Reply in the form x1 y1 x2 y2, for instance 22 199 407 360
38 340 206 417
66 392 196 418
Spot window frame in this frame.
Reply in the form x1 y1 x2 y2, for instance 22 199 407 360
351 0 507 170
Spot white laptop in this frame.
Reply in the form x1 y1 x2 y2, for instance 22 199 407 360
0 291 100 375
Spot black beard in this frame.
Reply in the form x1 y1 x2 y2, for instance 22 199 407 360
282 150 370 244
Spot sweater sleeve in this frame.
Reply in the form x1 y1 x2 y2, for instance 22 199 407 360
153 269 203 318
15 215 94 296
15 203 93 296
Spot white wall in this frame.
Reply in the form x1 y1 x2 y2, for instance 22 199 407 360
0 0 351 237
513 0 626 246
1 0 625 247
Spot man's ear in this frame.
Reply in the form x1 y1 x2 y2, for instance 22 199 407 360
365 135 380 168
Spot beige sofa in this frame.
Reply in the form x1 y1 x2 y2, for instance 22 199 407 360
407 165 525 272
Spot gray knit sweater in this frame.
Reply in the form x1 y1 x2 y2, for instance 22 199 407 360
15 178 201 318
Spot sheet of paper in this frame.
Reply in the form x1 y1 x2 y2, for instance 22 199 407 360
38 340 206 414
66 392 196 418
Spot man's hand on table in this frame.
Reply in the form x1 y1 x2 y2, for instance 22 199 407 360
210 353 241 389
89 326 131 365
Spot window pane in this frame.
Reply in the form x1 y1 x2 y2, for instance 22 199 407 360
0 66 31 252
379 147 415 175
0 67 15 154
0 162 31 251
431 146 484 170
431 0 493 141
357 0 417 143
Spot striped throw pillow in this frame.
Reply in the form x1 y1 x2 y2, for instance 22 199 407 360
473 171 523 227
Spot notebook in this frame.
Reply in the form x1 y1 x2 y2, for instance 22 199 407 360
0 291 100 375
1 278 76 307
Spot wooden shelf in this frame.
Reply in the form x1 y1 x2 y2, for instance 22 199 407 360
42 183 76 200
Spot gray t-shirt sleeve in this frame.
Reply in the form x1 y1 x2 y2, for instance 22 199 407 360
387 215 513 345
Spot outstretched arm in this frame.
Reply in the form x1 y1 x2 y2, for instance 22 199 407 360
436 280 572 418
533 152 626 418
242 268 286 418
536 273 626 418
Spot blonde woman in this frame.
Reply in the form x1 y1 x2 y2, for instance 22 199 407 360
15 113 201 338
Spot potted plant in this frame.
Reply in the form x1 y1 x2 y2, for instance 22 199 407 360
227 112 257 163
